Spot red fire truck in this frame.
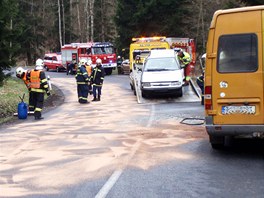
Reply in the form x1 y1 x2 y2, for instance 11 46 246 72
61 42 117 75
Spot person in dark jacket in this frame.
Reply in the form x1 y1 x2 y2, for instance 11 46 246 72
196 73 204 105
30 59 51 120
91 58 105 101
75 59 90 104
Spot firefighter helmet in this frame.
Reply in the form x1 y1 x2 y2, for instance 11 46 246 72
80 58 86 65
35 58 44 70
96 58 102 64
16 67 26 78
174 48 182 53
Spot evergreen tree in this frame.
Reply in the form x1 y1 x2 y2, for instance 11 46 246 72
241 0 263 5
115 0 190 52
0 0 18 86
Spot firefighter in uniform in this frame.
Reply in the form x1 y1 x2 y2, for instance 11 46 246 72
16 67 35 112
196 53 206 105
91 58 105 101
75 59 90 104
30 59 51 120
85 59 93 95
117 55 123 74
177 50 191 86
197 73 204 105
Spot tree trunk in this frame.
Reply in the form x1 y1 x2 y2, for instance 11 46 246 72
70 0 73 42
85 0 89 41
77 0 82 42
58 0 62 47
62 0 65 45
90 0 94 41
100 0 105 41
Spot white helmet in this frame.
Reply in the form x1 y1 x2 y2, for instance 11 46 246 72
80 58 86 65
16 67 26 78
96 58 102 64
36 58 44 66
35 58 44 70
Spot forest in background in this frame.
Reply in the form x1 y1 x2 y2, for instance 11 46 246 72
0 0 262 85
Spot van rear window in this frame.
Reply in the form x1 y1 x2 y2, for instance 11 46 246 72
217 34 258 73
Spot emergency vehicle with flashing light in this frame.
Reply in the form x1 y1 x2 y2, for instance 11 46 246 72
129 36 170 71
61 42 117 75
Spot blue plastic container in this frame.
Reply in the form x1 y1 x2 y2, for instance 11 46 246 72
18 102 28 119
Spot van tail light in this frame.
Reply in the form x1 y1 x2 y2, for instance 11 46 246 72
204 86 212 110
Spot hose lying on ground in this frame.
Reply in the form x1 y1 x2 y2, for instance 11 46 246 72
180 117 205 125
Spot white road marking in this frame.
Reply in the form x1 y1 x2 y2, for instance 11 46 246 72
94 170 123 198
94 105 155 198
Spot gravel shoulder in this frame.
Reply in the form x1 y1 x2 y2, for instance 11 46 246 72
43 84 65 112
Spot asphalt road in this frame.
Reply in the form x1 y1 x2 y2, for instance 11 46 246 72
0 70 263 198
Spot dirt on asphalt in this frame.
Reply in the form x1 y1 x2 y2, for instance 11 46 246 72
43 84 65 112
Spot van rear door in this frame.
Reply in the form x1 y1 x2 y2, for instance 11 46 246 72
212 10 264 125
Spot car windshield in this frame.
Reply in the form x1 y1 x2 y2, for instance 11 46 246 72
92 46 114 55
144 57 180 71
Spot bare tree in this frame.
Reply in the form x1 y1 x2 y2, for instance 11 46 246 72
100 0 105 41
70 0 73 42
90 0 94 41
58 0 62 47
62 0 65 45
77 0 82 42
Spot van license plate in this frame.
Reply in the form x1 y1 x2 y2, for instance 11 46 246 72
222 106 255 115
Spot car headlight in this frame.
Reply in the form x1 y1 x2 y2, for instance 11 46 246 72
171 81 181 86
141 82 151 87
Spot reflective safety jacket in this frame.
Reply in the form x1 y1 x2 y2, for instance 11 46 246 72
30 70 49 93
23 70 31 89
85 65 92 76
75 65 89 84
91 65 105 86
178 52 191 67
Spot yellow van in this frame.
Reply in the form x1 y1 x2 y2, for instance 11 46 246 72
205 6 264 149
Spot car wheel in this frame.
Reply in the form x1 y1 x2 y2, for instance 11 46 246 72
130 83 134 90
177 88 183 97
141 91 147 98
45 66 49 71
105 68 112 75
209 135 225 150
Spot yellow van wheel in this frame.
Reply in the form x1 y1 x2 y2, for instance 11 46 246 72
209 135 225 150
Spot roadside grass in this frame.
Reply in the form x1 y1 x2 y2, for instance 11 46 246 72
0 77 28 124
